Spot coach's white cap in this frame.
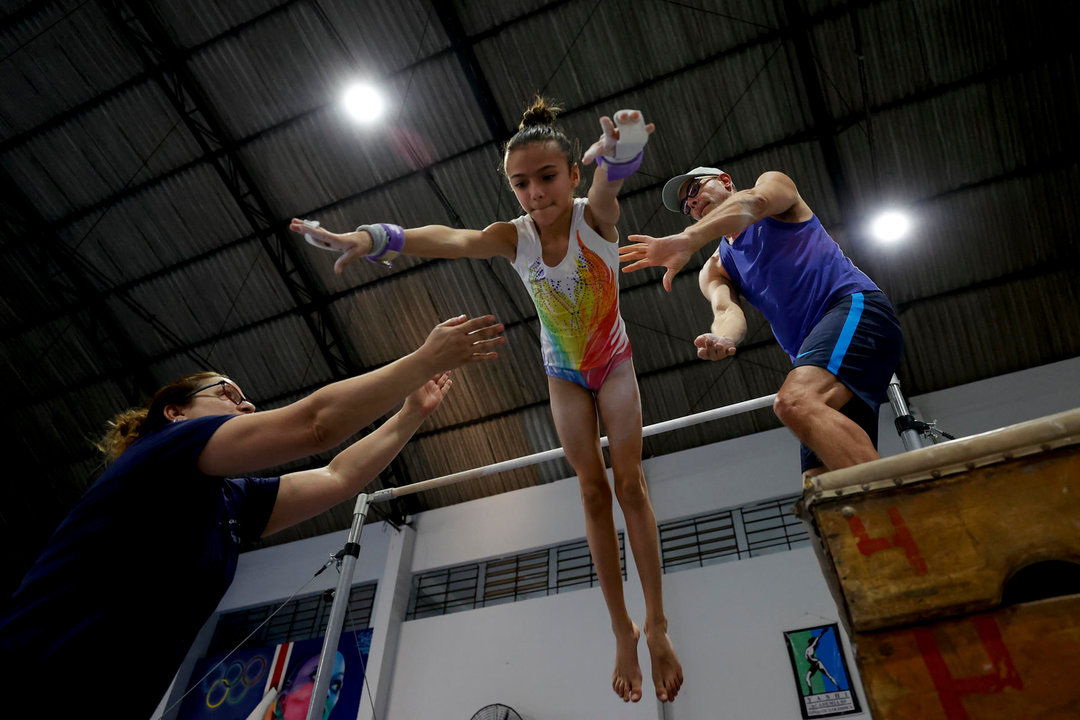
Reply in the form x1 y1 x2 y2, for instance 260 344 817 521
662 166 725 213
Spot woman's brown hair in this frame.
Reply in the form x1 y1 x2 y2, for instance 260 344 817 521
502 95 579 174
95 371 222 461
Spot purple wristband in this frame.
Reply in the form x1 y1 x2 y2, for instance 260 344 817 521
366 223 405 267
383 223 404 253
596 151 643 181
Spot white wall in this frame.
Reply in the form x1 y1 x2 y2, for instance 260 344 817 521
218 519 393 612
389 548 866 720
205 356 1079 720
662 550 865 720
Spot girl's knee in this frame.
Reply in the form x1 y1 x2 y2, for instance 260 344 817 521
613 471 648 509
578 475 612 512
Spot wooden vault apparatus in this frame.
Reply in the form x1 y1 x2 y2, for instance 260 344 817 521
799 408 1080 719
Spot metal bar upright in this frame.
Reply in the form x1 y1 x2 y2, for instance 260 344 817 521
887 374 929 451
306 493 371 720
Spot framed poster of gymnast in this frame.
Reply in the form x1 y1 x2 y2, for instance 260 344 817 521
783 623 861 718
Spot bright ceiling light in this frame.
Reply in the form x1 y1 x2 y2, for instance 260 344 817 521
869 210 912 243
342 82 385 123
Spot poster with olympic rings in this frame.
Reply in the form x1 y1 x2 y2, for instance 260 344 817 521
177 629 371 720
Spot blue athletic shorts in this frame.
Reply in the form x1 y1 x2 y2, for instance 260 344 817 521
791 291 903 472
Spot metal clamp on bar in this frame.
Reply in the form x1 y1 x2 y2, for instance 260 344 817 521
894 414 920 435
895 414 956 442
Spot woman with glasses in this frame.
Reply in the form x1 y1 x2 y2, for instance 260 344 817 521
0 314 505 720
620 167 902 482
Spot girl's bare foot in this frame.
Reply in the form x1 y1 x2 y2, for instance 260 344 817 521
644 623 684 702
611 622 643 702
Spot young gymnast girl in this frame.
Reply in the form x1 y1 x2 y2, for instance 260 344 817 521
290 98 683 704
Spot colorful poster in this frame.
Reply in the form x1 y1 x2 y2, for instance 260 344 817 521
177 629 372 720
783 624 861 718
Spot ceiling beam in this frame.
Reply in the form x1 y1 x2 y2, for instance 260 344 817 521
780 0 855 213
431 1 510 142
101 0 357 380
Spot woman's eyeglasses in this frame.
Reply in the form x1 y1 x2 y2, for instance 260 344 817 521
681 176 713 216
184 380 250 406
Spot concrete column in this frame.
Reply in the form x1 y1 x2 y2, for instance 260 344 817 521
356 522 416 720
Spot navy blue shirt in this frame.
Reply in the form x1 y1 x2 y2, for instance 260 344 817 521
718 215 881 359
0 415 279 717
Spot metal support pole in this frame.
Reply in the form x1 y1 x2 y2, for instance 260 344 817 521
306 493 371 720
886 374 929 451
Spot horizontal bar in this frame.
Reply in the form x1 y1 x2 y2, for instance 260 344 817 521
370 393 777 504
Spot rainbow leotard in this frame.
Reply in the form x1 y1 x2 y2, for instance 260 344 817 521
510 197 632 392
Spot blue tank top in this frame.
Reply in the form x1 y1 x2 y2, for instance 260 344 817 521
718 215 880 359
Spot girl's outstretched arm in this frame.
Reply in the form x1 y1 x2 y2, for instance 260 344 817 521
289 218 517 273
403 222 517 260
